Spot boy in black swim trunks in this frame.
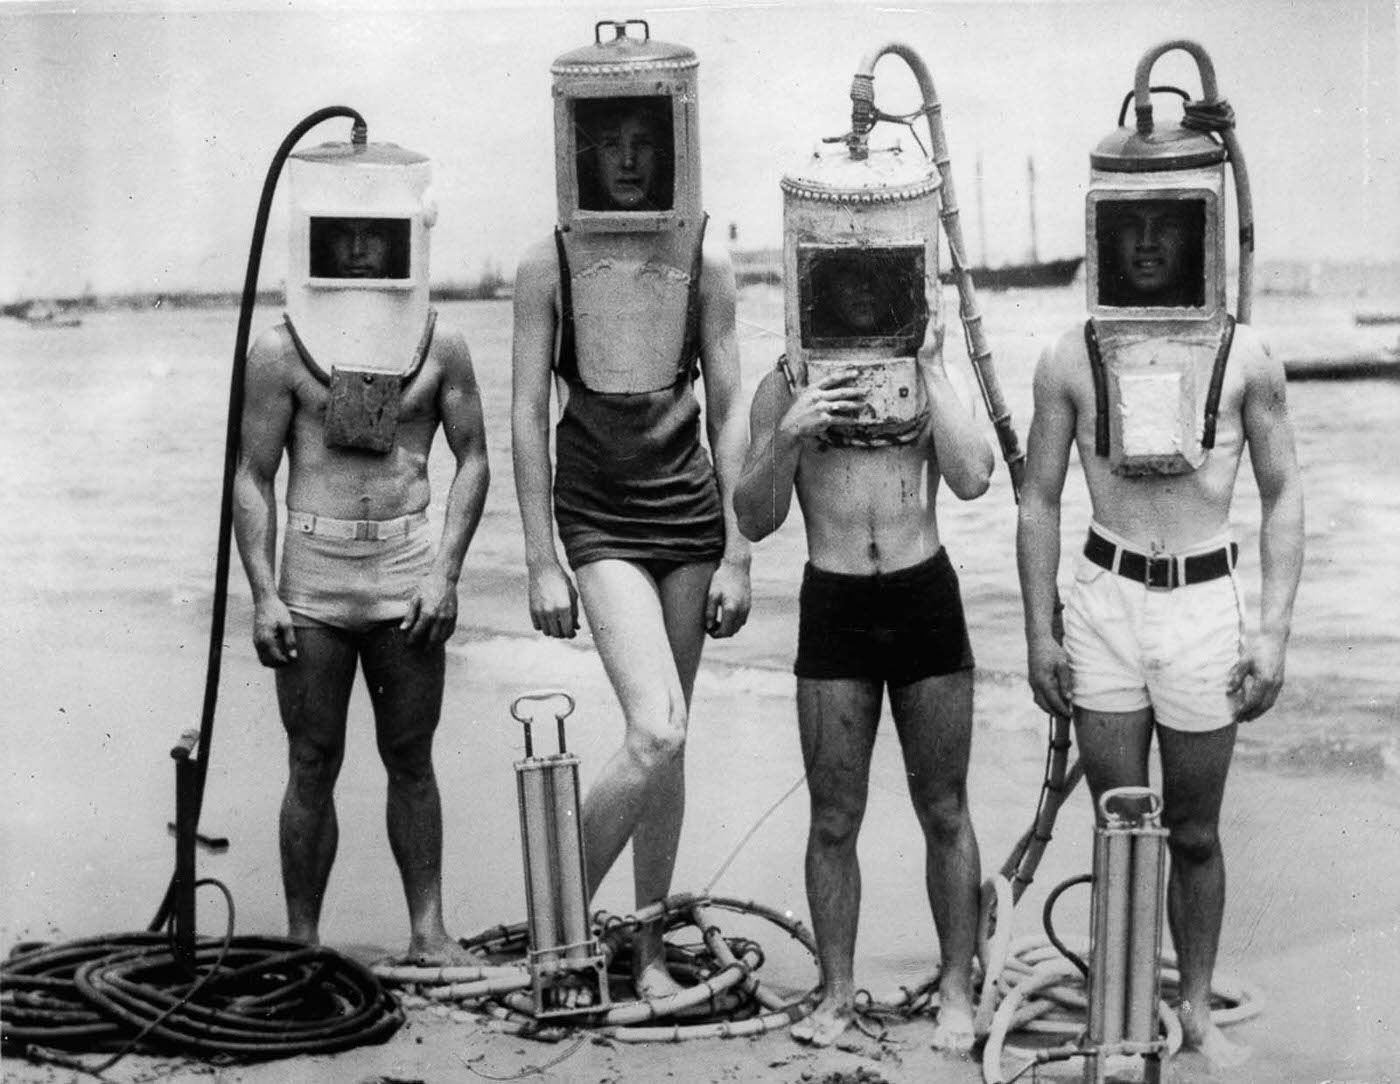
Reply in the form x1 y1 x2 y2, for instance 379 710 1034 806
734 279 995 1050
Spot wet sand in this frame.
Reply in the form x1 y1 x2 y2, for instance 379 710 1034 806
3 561 1398 1084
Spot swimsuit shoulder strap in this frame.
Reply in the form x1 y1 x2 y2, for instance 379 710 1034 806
1083 318 1111 458
1200 314 1236 450
676 213 710 383
553 227 581 384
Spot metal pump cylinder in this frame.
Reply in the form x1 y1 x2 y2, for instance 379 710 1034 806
1086 786 1168 1082
511 690 609 1016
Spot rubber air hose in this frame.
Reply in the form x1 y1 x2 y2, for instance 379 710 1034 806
150 106 367 932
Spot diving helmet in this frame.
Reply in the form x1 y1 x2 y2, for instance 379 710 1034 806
284 139 437 452
1085 39 1251 476
548 19 708 393
782 145 941 445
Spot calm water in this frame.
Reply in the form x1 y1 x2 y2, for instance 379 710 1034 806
1 284 1397 775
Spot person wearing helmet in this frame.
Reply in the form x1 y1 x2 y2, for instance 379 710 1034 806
233 139 490 964
734 124 995 1051
1017 45 1304 1069
511 27 751 999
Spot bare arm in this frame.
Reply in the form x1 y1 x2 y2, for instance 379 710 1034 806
1016 342 1077 718
923 351 995 500
734 367 801 542
510 239 578 639
1230 334 1305 721
403 331 491 646
697 244 752 637
232 326 297 667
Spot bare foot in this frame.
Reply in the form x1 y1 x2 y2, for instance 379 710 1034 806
631 921 683 1001
931 1003 976 1055
791 996 855 1047
1177 1001 1251 1071
633 956 684 1001
1178 1026 1252 1072
404 934 484 966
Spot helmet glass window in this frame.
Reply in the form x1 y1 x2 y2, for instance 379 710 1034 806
310 217 411 280
800 246 927 351
573 96 675 213
1095 199 1206 308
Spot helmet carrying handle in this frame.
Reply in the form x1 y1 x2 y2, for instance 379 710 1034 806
595 18 649 44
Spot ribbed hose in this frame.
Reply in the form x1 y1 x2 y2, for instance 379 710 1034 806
851 42 1027 499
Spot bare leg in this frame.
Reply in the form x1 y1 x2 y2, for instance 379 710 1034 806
575 559 713 995
1158 723 1249 1070
361 624 471 963
274 625 358 944
630 562 712 995
789 677 882 1047
890 672 980 1053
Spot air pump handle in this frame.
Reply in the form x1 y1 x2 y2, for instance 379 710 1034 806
511 689 578 759
171 728 201 761
1098 785 1164 828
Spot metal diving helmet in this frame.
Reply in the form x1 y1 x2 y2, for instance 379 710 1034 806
548 19 709 394
1084 38 1253 476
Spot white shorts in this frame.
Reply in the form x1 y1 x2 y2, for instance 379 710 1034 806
1063 522 1245 732
279 512 434 632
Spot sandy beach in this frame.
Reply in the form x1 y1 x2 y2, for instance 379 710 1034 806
3 282 1400 1083
4 556 1399 1084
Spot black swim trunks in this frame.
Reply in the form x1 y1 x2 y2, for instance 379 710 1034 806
795 548 975 686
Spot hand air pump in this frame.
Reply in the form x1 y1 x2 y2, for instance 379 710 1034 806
1084 786 1169 1083
511 689 610 1016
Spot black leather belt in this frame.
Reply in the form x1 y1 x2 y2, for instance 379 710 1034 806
1084 529 1237 590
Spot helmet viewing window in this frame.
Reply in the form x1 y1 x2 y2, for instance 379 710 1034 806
799 245 927 352
1093 198 1207 309
571 95 676 214
309 217 412 281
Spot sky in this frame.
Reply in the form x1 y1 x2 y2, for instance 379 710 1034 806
1 0 1397 301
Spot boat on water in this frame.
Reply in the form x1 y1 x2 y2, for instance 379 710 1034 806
1354 311 1400 327
1283 347 1400 381
19 300 82 328
940 156 1083 291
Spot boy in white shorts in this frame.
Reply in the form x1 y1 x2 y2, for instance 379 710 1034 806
1015 80 1304 1071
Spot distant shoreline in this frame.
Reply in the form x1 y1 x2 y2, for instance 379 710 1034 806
1 281 514 318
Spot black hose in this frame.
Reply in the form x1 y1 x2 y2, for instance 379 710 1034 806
1042 873 1093 979
150 106 366 933
3 934 402 1061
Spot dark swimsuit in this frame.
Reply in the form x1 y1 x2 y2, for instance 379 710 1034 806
551 222 724 571
795 548 975 686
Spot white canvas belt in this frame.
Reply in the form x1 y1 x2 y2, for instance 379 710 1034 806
286 510 427 541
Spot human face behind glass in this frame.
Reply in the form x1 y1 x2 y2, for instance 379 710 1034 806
594 114 660 210
326 219 392 278
1113 203 1189 297
828 267 883 334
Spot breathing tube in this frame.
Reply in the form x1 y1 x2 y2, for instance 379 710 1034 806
1122 39 1255 323
848 42 1027 498
1 109 404 1072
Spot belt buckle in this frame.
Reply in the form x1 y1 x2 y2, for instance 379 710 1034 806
1144 555 1177 590
354 521 375 542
